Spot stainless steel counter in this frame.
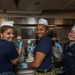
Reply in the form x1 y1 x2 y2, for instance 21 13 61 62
14 62 63 75
14 63 34 75
16 69 34 75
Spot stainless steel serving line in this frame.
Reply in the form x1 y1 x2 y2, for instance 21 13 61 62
14 62 64 75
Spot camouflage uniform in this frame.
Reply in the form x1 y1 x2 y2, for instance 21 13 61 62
34 67 57 75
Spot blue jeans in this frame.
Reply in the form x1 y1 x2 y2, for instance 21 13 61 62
0 71 15 75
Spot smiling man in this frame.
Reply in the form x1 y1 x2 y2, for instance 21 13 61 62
62 25 75 75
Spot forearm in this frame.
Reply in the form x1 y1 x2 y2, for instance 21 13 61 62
11 48 22 64
28 61 39 69
11 57 19 64
28 62 34 69
18 47 22 55
11 47 22 64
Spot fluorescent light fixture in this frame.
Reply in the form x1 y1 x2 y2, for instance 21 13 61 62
7 11 42 14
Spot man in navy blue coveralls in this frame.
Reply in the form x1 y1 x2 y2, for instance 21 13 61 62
62 25 75 75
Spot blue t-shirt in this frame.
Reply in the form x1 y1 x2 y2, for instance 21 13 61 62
0 39 19 73
34 36 52 70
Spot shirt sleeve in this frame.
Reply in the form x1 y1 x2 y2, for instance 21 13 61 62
7 42 19 60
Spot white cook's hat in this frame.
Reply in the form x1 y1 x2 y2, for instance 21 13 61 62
1 21 14 27
71 25 75 30
38 18 48 27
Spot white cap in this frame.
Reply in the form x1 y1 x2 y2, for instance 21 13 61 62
38 18 48 27
71 25 75 30
1 21 14 27
27 40 31 44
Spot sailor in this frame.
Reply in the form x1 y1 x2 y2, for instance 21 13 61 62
0 21 22 75
62 25 75 75
21 18 57 75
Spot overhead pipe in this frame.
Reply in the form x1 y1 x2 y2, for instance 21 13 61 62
60 0 74 11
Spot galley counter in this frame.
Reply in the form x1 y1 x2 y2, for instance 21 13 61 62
14 62 34 75
14 61 64 75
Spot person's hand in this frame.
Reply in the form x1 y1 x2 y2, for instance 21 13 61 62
17 41 23 48
21 62 28 69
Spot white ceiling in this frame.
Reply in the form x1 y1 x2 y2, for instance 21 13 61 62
0 0 75 14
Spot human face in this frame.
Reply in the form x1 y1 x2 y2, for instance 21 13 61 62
1 28 15 42
36 24 48 39
68 30 75 41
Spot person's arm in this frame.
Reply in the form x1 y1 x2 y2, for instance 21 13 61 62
16 47 23 55
11 40 23 64
7 42 23 65
55 42 63 54
28 52 46 69
11 47 22 64
60 49 63 54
